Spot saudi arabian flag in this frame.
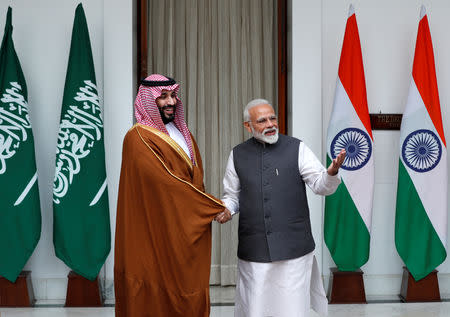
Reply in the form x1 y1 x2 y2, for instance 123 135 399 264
324 5 374 271
53 3 110 281
395 6 447 281
0 7 41 282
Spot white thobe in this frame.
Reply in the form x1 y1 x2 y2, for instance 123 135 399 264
165 122 191 159
222 141 341 317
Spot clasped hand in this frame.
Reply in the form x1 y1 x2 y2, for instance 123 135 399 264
215 208 232 224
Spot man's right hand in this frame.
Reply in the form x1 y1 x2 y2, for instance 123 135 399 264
327 148 346 175
214 208 232 224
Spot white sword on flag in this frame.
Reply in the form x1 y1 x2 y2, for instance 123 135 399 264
90 179 107 206
14 172 37 206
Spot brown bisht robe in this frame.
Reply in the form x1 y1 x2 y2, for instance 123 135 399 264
114 124 225 317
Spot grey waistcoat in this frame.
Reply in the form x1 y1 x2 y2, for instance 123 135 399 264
233 134 315 262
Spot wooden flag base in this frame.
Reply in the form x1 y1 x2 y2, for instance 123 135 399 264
399 267 440 302
65 271 103 307
328 268 367 304
0 271 35 307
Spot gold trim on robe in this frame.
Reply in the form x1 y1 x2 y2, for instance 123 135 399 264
133 123 195 168
134 124 224 206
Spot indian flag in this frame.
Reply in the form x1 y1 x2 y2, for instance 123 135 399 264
324 5 374 271
395 6 447 281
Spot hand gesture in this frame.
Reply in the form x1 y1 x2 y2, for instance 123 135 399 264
327 149 346 176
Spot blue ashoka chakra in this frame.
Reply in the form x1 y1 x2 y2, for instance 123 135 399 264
401 129 442 173
330 128 372 171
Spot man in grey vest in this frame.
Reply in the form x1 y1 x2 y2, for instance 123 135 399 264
215 99 346 317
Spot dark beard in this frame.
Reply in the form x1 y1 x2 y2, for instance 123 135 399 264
159 105 175 124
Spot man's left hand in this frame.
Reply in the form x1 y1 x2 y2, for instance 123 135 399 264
327 149 346 176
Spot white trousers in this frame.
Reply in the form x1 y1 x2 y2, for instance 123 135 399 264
234 252 328 317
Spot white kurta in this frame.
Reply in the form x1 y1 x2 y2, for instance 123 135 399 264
222 141 341 317
165 122 191 159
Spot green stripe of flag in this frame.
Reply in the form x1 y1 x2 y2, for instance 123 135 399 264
324 156 370 271
395 160 446 281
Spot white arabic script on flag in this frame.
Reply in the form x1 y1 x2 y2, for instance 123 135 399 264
0 82 31 174
53 80 103 204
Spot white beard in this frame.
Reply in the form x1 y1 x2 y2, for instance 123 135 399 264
251 126 279 144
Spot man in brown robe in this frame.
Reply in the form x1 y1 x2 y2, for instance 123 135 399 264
114 74 226 316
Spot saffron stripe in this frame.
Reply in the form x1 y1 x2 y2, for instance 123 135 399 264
412 15 446 146
338 13 373 140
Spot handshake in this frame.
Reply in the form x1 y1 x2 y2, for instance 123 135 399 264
214 208 232 224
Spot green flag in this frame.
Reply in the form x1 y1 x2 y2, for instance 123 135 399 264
0 7 41 283
53 3 110 281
